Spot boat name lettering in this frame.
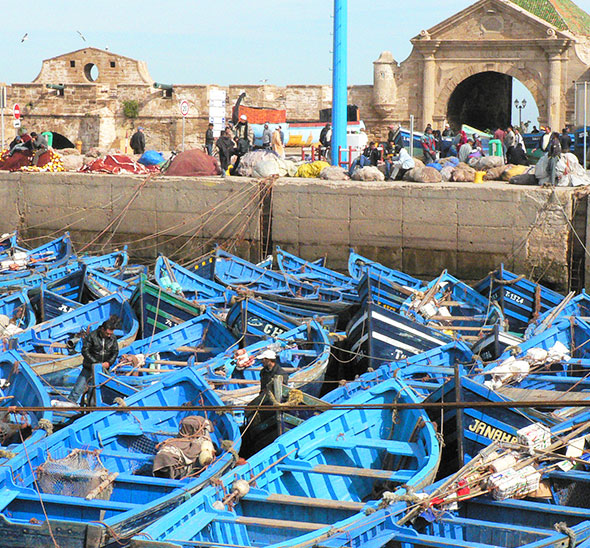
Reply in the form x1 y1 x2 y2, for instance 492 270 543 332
58 304 74 313
468 418 518 443
505 290 525 305
263 324 286 337
247 317 264 328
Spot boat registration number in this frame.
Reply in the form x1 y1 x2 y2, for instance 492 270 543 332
505 290 525 305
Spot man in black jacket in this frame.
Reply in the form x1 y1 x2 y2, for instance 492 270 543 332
216 129 236 173
69 316 120 404
130 127 146 155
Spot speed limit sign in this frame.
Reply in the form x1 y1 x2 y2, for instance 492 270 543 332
179 100 189 117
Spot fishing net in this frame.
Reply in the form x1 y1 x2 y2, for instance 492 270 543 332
37 449 115 500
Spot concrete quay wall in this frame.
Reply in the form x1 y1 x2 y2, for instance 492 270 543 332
0 172 578 290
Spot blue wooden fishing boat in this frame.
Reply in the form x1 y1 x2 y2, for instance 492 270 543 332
205 320 331 406
78 246 129 273
212 247 355 303
346 301 452 372
473 264 565 335
276 246 357 292
130 275 206 339
0 261 83 292
130 376 441 548
0 232 73 275
0 350 53 448
0 231 17 253
44 310 237 397
357 269 422 312
154 255 234 306
112 311 236 376
526 290 590 337
348 248 423 288
324 340 474 403
226 297 301 345
304 476 590 548
401 270 504 337
0 367 241 548
84 267 140 301
0 291 35 338
14 293 139 375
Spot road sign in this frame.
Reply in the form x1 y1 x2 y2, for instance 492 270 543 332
13 104 20 120
180 100 189 117
13 120 21 129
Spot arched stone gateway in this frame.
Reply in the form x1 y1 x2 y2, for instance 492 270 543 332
371 0 590 134
445 70 543 132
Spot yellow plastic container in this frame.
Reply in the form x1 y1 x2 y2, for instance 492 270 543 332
474 171 485 184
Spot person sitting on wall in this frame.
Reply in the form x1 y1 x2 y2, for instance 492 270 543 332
458 139 473 164
506 142 529 166
421 127 437 163
386 145 415 180
30 132 49 166
8 129 33 156
349 141 379 176
130 127 146 155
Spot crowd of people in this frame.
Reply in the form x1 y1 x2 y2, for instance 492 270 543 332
213 115 287 175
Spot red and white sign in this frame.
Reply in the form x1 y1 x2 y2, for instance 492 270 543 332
179 100 189 117
13 104 20 120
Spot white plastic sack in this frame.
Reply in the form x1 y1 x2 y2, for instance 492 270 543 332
547 341 570 362
524 347 548 364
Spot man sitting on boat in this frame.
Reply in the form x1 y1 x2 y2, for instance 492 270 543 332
69 315 120 405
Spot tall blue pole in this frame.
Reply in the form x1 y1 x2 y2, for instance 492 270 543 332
331 0 347 166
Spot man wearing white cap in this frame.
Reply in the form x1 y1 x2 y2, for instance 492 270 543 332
257 349 288 400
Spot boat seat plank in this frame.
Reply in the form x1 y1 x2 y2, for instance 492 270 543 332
114 472 181 489
437 516 552 537
234 516 328 531
278 460 414 481
298 437 416 459
268 493 364 511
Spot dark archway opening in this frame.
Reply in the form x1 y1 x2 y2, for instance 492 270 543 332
50 132 75 149
447 71 512 132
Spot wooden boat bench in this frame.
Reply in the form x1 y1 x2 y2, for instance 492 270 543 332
242 490 366 512
278 458 415 482
297 437 419 459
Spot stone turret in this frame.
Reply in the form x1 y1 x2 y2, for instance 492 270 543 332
373 51 398 118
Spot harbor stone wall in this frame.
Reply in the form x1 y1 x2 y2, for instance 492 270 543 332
0 172 577 290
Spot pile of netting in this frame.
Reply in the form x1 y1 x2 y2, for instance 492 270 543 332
37 449 116 500
0 149 65 172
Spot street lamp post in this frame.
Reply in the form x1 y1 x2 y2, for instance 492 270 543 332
514 98 527 130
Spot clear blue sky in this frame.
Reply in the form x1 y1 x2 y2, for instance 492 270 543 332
4 0 590 125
